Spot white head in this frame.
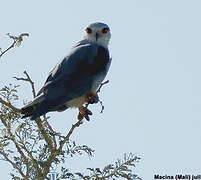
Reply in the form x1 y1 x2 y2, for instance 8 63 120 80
83 22 111 48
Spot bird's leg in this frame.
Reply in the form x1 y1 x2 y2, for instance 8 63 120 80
85 91 99 104
78 106 92 121
78 92 98 121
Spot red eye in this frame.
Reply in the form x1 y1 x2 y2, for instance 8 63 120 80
102 27 108 34
86 28 92 34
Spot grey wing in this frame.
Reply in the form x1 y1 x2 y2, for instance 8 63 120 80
38 43 110 111
37 45 94 96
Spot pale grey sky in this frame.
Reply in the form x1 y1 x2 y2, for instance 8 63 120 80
1 0 201 179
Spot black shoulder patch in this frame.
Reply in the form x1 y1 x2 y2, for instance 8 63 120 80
92 46 110 74
75 46 110 77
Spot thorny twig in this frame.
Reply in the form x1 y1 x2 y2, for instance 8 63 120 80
97 80 109 113
0 33 29 58
85 80 109 113
96 80 109 93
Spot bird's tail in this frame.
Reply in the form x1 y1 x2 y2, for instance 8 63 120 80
21 103 38 119
21 94 45 120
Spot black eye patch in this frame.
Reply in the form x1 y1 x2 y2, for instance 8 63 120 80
102 27 109 34
86 28 92 34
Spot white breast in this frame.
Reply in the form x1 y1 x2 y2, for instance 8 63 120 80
66 95 86 108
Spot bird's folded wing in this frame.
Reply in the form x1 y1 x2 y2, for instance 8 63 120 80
37 43 108 109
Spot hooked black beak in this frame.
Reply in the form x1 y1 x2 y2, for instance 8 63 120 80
95 33 99 41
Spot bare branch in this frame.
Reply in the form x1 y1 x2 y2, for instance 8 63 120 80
42 115 57 148
13 77 29 82
14 71 36 98
96 80 109 94
0 41 16 58
58 119 83 152
96 80 109 113
99 100 104 113
35 118 53 148
39 118 84 178
85 80 109 113
23 71 36 98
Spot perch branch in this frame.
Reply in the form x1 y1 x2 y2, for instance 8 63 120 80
0 41 16 58
41 118 84 177
58 118 83 151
